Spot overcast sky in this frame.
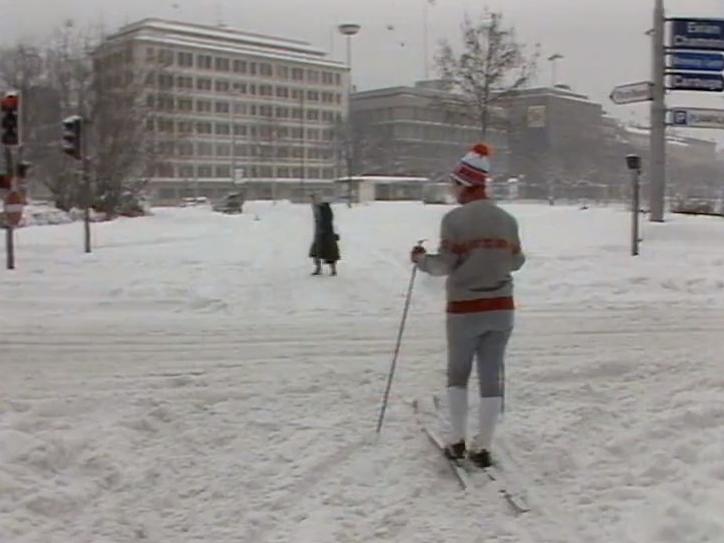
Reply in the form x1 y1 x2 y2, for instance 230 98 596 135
2 0 723 143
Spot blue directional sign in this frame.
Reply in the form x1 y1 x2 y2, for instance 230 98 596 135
667 71 724 92
669 52 724 72
670 18 724 51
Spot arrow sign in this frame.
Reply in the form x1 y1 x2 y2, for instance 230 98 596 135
609 81 653 105
670 18 724 51
667 72 724 92
670 108 724 129
668 52 724 72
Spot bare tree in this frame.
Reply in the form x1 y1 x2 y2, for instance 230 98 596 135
436 10 539 138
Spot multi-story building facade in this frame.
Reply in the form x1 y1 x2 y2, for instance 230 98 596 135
94 19 348 203
350 81 509 182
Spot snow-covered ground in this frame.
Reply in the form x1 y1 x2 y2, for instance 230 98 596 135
1 201 722 543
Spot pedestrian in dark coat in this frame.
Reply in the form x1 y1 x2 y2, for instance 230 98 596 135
309 199 340 275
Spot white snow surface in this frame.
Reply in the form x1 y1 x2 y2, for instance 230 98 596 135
1 201 723 543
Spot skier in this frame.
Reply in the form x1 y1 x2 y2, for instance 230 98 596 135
410 144 525 468
309 196 340 276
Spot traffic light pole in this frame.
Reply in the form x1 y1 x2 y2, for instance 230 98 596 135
649 0 667 222
82 118 91 254
4 145 15 270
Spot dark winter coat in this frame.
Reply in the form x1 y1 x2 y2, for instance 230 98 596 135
309 202 340 263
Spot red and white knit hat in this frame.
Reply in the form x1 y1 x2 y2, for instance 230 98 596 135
450 144 491 187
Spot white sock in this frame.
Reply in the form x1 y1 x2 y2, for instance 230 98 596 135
474 396 503 451
447 387 468 443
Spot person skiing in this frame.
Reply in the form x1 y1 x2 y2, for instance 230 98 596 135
410 144 525 468
309 195 340 276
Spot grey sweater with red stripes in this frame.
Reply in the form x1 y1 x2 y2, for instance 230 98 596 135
417 199 525 308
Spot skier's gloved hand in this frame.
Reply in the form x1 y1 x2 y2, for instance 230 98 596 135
410 246 426 263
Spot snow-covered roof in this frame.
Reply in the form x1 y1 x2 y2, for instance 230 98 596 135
102 18 345 70
335 176 430 184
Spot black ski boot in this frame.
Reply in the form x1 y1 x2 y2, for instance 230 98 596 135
468 449 493 468
443 440 466 460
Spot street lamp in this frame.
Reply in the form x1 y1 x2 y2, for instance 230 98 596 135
338 23 361 91
547 53 564 88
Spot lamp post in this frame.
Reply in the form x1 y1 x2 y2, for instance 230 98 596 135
338 23 361 191
547 53 563 88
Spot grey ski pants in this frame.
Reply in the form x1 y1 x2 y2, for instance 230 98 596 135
446 310 514 397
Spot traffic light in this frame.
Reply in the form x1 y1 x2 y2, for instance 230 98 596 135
1 92 20 146
62 115 83 160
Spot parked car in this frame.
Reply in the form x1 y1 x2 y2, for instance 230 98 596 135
212 192 244 214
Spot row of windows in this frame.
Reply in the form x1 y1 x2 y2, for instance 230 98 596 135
157 141 336 160
156 163 336 179
148 47 343 86
147 95 342 123
148 118 336 141
151 74 343 103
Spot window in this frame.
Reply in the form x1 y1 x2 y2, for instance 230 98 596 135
234 103 247 115
178 121 194 134
158 95 175 111
335 73 341 86
277 65 289 79
322 92 334 103
259 84 273 97
178 98 193 112
215 57 230 71
196 121 212 134
259 63 273 77
322 168 335 179
158 119 175 133
215 101 230 114
233 82 247 94
198 164 213 177
178 52 193 67
250 104 258 116
307 70 320 83
259 105 273 117
249 62 257 75
307 128 320 141
234 144 248 157
196 77 212 91
159 49 174 66
306 109 319 121
233 59 247 74
291 67 304 81
277 166 290 178
321 111 334 122
291 89 303 100
249 84 257 96
306 90 319 102
196 100 212 113
291 108 302 120
276 86 289 98
177 76 193 89
335 93 341 104
196 142 213 156
216 143 231 157
215 79 230 92
159 74 174 90
216 165 231 178
145 47 155 62
322 72 334 85
197 55 212 69
291 127 303 139
215 122 230 135
277 147 290 158
233 124 247 136
276 107 289 119
178 165 194 178
307 167 320 179
178 142 194 156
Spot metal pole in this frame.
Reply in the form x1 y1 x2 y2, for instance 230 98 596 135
649 0 666 222
631 169 640 256
5 226 14 270
82 118 91 253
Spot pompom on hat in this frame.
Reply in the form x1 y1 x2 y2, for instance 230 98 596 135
450 144 492 187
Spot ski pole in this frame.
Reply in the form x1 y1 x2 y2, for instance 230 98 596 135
376 239 426 434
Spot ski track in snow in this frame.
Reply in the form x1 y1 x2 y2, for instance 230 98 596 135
1 202 723 542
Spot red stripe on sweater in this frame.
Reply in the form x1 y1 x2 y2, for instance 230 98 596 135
447 297 515 314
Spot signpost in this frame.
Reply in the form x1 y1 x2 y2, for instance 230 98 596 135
609 81 654 104
669 108 724 129
670 18 724 51
666 72 723 92
3 187 22 270
668 52 724 72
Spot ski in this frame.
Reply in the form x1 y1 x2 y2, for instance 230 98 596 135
412 399 470 490
431 395 530 514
